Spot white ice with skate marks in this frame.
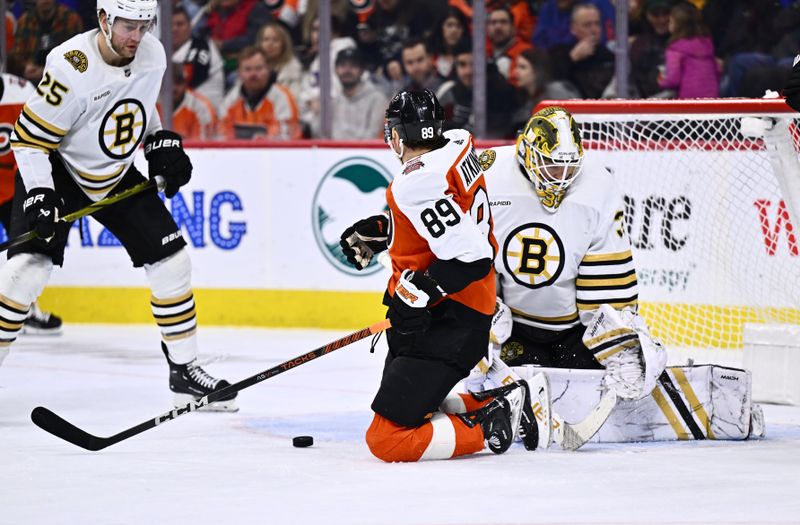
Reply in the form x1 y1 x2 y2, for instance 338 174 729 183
2 325 800 524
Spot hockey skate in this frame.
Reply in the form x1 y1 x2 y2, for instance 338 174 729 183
458 380 529 454
161 342 238 412
21 302 63 335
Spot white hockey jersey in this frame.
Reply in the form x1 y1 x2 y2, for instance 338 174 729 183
11 29 165 200
482 145 637 330
386 129 498 316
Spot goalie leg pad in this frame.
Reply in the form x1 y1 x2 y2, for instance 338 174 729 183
145 248 197 364
519 364 759 442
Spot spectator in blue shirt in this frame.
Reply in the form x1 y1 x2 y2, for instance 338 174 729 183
532 0 616 50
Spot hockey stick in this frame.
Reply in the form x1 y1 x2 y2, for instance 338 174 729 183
0 176 164 254
31 319 391 451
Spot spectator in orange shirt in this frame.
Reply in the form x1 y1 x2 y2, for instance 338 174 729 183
487 6 532 87
219 47 301 140
171 66 218 141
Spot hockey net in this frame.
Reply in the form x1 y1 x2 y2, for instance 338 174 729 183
539 99 800 352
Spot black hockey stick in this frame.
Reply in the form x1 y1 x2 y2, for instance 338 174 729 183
0 176 164 253
31 319 391 451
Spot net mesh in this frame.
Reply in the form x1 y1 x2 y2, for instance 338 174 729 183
564 100 800 350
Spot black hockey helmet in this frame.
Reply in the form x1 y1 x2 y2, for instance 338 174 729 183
384 89 445 144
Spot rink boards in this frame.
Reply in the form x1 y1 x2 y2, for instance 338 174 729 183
17 144 797 339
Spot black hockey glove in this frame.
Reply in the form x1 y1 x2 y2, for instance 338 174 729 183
144 130 192 198
23 187 59 246
784 57 800 113
388 269 446 335
339 214 389 270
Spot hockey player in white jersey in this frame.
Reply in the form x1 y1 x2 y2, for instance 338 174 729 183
470 106 764 443
1 0 237 410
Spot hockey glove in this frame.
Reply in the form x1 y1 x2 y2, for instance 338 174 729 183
784 55 800 113
489 298 512 346
339 214 389 270
23 187 59 246
388 269 445 335
144 130 192 198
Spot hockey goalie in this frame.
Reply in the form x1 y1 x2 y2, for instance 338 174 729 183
467 106 766 446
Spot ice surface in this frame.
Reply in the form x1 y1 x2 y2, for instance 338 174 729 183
2 325 799 524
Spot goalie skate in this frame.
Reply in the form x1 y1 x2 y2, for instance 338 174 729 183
161 343 238 412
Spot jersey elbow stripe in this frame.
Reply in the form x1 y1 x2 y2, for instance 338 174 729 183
580 251 633 266
22 106 67 137
12 122 59 150
10 140 52 153
576 273 638 290
576 294 639 310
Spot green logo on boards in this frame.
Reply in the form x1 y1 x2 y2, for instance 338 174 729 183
312 157 393 276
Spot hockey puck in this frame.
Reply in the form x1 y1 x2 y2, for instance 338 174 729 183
292 435 314 448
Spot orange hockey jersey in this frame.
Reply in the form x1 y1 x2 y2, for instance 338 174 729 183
219 82 301 140
0 74 34 204
172 89 217 141
386 128 498 316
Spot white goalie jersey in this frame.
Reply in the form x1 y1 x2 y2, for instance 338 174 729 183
481 145 638 330
11 29 165 200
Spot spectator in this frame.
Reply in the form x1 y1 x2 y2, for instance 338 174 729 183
487 6 532 86
401 37 444 92
297 15 358 131
532 0 615 50
257 21 303 101
549 3 615 99
629 0 673 98
172 5 225 109
358 0 446 77
205 0 271 63
12 0 82 63
170 65 218 141
428 7 470 79
312 48 388 139
435 40 517 139
22 47 47 85
510 48 580 135
219 47 301 140
658 2 719 98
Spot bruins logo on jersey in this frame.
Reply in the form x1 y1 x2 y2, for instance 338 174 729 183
64 50 88 73
502 222 565 289
99 98 147 160
478 149 496 171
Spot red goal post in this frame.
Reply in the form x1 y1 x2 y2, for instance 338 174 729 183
534 98 800 351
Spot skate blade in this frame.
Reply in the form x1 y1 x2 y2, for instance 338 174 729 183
173 393 239 412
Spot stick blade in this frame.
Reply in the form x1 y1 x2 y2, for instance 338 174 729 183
31 406 108 451
561 390 618 451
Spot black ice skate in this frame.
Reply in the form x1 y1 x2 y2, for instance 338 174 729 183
458 380 529 454
21 302 63 335
161 342 238 412
471 380 540 451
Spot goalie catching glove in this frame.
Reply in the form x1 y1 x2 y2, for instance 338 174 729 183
583 304 667 400
23 187 59 247
388 269 446 335
144 130 192 198
339 214 389 270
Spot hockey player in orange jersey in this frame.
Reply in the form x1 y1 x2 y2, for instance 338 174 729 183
339 89 550 462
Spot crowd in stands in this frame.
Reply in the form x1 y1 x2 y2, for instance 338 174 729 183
3 0 799 140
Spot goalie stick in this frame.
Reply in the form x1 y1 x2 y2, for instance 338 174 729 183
0 176 165 253
31 319 391 451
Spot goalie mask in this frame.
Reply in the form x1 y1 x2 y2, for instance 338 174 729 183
516 106 584 212
97 0 158 57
